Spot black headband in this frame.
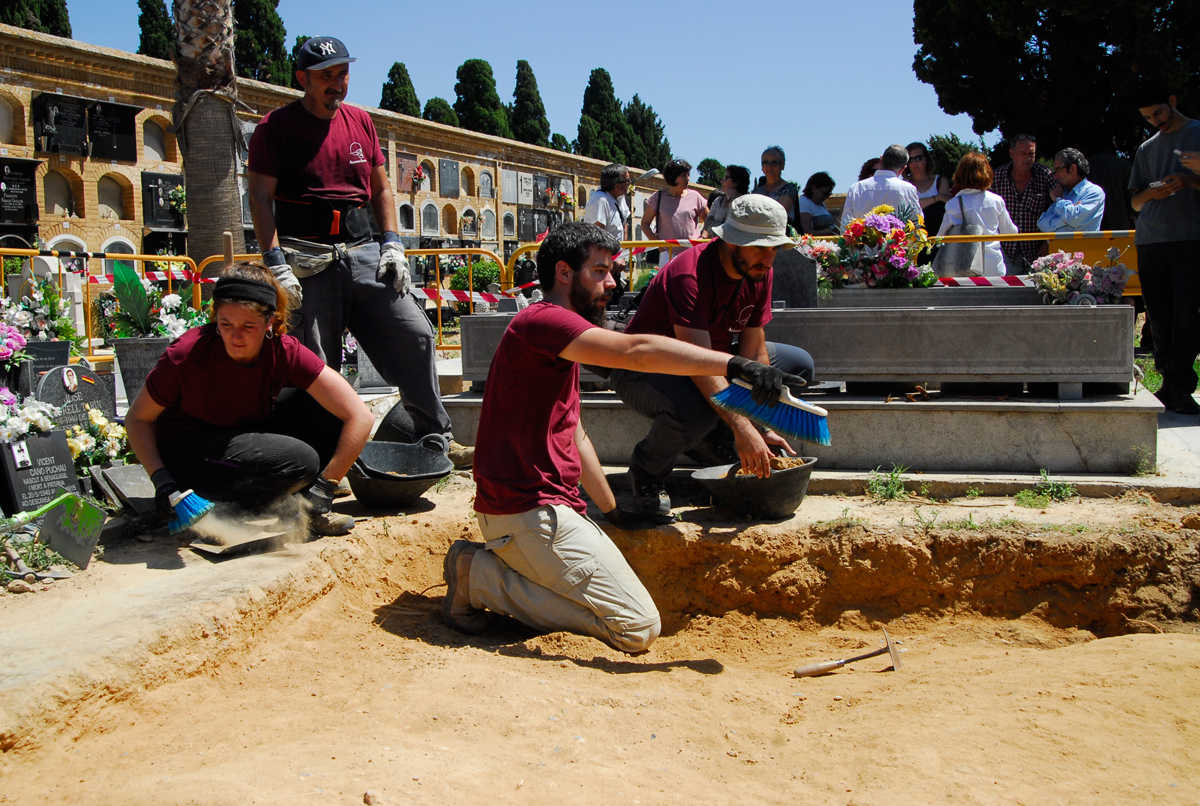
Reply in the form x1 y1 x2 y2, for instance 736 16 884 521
213 277 277 309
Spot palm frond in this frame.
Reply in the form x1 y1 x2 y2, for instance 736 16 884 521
112 261 154 336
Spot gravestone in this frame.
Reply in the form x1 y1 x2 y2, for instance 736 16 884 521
517 172 534 205
533 175 549 206
20 342 72 397
517 208 536 242
501 169 518 203
771 250 819 308
99 463 156 518
438 159 460 198
355 348 397 394
0 430 78 516
0 158 40 227
35 365 116 429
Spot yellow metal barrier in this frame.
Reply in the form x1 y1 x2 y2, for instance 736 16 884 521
405 247 506 350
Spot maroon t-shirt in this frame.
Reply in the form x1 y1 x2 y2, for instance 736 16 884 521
474 302 595 515
145 324 326 428
624 241 772 353
247 101 383 205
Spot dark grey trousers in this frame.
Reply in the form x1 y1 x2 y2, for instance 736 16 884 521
294 240 452 439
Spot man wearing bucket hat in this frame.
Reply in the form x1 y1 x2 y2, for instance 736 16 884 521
611 194 815 517
248 36 459 459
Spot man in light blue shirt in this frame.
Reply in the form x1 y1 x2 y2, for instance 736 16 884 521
1037 148 1106 232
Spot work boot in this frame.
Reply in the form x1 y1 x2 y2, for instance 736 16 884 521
333 477 352 497
310 511 355 537
629 465 671 517
443 540 489 633
447 440 475 469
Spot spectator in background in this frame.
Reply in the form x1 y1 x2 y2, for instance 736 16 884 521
703 164 750 236
752 145 802 232
937 151 1017 276
1087 148 1133 231
992 134 1054 273
641 158 707 267
584 163 631 296
796 172 837 235
904 141 951 234
858 158 882 181
1037 148 1106 233
841 145 921 226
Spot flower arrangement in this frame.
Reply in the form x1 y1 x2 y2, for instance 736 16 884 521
558 190 574 209
0 394 59 443
65 405 131 470
97 262 208 341
0 322 28 371
167 184 187 218
411 165 426 189
1030 248 1131 305
798 204 935 290
1 277 82 351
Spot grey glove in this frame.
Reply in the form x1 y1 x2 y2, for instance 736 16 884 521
263 246 303 305
376 233 412 296
303 476 339 515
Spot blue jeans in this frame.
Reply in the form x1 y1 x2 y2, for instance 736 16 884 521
294 240 452 439
610 342 814 479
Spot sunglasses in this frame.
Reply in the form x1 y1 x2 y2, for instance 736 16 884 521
761 159 782 166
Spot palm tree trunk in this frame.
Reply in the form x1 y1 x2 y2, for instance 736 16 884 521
172 0 245 271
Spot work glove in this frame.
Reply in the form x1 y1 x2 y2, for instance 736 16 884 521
601 506 676 529
725 356 807 406
150 467 180 518
263 246 303 306
303 476 339 515
376 232 412 296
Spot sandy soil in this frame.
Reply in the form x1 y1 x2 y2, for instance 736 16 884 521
2 475 1199 804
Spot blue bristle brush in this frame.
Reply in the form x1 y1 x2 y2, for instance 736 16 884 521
167 488 215 534
711 379 832 446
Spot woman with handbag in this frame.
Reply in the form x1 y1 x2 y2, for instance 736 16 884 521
936 152 1018 277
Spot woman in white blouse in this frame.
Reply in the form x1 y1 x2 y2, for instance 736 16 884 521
938 151 1018 276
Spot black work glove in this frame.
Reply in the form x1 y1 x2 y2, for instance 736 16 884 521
601 507 675 529
150 468 179 518
726 356 806 406
303 476 339 515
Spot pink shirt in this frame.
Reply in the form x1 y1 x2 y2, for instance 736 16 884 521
649 189 707 240
473 302 595 515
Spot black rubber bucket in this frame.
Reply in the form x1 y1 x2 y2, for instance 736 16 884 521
691 456 818 520
347 435 453 509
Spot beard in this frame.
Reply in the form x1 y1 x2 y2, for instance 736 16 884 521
569 275 609 325
731 247 771 281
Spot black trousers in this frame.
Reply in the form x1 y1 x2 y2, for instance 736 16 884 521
1138 241 1200 397
157 390 343 509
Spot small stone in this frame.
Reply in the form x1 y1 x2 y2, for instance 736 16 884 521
1181 513 1200 530
40 576 54 585
7 579 33 593
363 791 379 805
23 573 35 584
832 695 843 701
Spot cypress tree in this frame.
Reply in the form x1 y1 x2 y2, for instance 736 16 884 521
452 59 512 138
233 0 290 86
380 62 420 116
288 35 310 90
423 97 459 127
137 0 173 59
576 68 633 163
623 94 671 171
550 133 571 153
697 158 724 187
510 59 549 147
0 0 71 37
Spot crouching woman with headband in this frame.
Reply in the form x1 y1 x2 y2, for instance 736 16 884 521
125 262 373 537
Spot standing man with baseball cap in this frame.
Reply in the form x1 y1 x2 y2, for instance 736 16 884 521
611 194 815 516
248 36 457 455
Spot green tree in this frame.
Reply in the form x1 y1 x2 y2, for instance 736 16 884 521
232 0 290 86
622 94 671 170
510 59 550 147
925 133 986 179
423 97 459 127
137 0 173 59
550 133 571 152
697 158 724 187
576 68 634 163
453 59 512 138
0 0 71 36
288 35 310 90
380 62 420 116
913 0 1198 157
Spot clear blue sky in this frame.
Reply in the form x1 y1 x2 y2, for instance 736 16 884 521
67 0 994 191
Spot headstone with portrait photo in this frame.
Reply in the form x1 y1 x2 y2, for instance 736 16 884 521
34 365 116 429
0 430 79 516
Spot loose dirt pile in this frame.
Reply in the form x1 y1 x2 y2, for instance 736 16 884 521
1 476 1198 803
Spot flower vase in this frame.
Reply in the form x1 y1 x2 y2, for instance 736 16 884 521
113 337 169 405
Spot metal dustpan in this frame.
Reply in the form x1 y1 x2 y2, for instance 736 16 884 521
21 492 107 570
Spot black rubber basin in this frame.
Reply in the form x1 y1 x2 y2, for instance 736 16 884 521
691 456 817 520
347 436 453 509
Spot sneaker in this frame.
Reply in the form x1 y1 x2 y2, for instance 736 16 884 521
442 540 489 633
447 440 475 469
629 465 671 517
310 511 355 537
334 477 352 497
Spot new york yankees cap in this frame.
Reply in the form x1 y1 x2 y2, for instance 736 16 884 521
295 36 357 71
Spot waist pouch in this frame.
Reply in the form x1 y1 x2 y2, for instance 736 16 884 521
279 236 341 279
275 198 373 243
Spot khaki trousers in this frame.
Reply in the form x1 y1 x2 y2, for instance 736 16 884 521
470 505 661 653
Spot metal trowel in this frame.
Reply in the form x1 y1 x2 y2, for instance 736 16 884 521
187 515 294 557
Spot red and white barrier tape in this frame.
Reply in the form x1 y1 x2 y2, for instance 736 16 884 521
936 274 1034 287
88 270 212 283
